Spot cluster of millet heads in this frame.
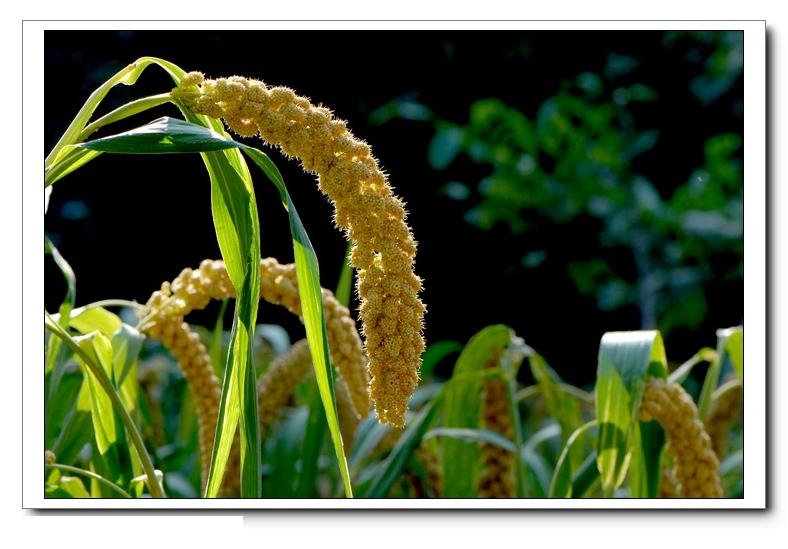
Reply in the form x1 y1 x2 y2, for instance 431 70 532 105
139 258 368 493
639 378 723 498
177 72 426 428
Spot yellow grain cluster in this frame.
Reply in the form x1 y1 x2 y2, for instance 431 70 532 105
257 339 314 431
45 450 56 466
140 257 368 494
659 461 678 498
174 73 425 427
479 351 515 499
141 302 221 490
705 379 743 458
638 378 722 498
143 258 369 418
257 338 360 448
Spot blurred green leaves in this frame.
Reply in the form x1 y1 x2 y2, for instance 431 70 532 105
374 34 742 334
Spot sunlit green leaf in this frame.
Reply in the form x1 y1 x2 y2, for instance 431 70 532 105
442 325 513 498
595 330 668 495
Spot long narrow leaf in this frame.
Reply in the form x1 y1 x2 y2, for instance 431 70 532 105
243 147 353 497
698 326 744 419
549 420 598 498
75 93 264 499
594 330 668 496
442 325 514 498
424 427 517 452
76 108 353 496
44 313 163 498
363 398 442 498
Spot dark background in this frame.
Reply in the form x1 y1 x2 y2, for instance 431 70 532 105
44 30 743 387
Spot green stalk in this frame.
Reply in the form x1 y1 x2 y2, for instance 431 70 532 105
44 312 164 498
47 463 132 498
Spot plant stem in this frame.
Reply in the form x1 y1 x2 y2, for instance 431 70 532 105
44 312 165 498
47 463 132 498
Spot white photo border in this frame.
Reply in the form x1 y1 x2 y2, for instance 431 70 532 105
23 19 766 510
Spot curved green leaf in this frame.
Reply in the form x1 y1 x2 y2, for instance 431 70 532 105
363 397 442 498
698 326 744 419
424 427 517 452
442 324 514 498
549 420 598 498
595 330 667 495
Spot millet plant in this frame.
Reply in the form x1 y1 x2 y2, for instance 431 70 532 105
44 57 743 500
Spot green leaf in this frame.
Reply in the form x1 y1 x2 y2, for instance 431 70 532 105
79 116 242 154
549 420 598 498
529 353 584 469
52 400 93 465
45 371 83 450
45 58 173 166
46 464 132 499
429 123 465 170
44 56 188 186
424 427 517 452
698 326 744 419
725 327 744 381
521 448 553 498
572 452 601 498
263 408 309 497
76 107 354 497
442 324 514 498
209 299 229 376
45 313 164 498
75 332 119 455
363 397 442 498
420 340 463 380
629 418 665 498
73 92 264 498
54 476 91 499
69 306 123 337
335 242 354 308
349 419 391 472
44 236 77 440
295 380 327 498
45 147 103 187
243 147 353 497
594 330 668 495
111 324 144 392
667 347 717 385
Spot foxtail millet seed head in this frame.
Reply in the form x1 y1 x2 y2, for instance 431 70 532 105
257 339 313 431
660 462 678 498
174 73 426 427
639 378 723 498
141 258 370 419
139 311 221 492
140 258 370 495
478 350 516 499
256 338 360 449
